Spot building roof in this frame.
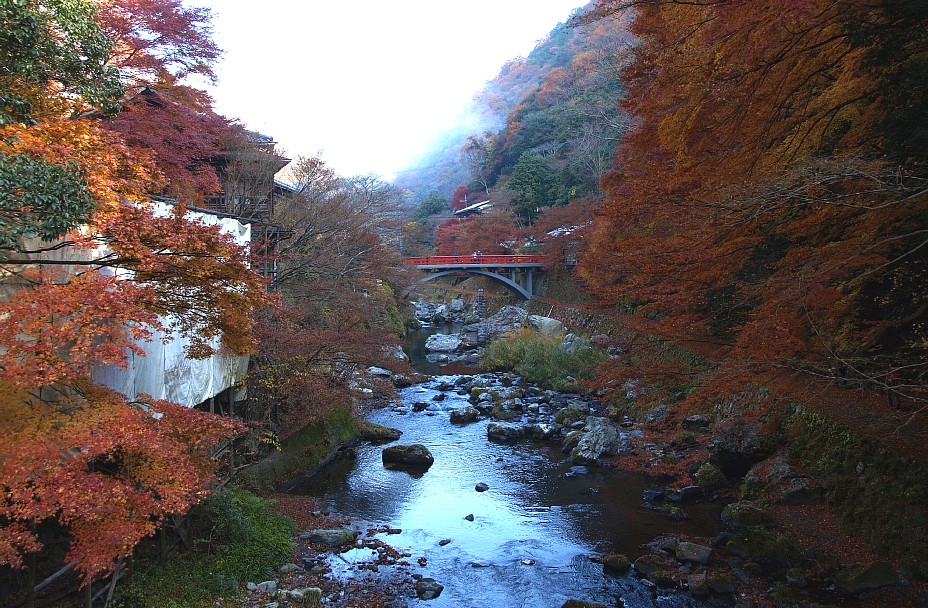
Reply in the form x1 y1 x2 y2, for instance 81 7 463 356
453 199 493 217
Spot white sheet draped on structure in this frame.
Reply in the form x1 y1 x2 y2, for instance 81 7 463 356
91 205 252 407
91 328 249 407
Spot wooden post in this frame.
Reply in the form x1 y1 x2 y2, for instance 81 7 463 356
25 552 36 608
84 580 93 608
32 561 75 595
102 562 121 608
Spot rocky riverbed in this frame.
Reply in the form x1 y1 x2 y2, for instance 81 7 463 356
257 301 926 608
273 371 723 608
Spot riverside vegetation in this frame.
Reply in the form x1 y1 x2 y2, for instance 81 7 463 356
480 329 607 391
121 491 295 608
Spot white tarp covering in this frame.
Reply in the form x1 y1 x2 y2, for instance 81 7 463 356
91 327 250 407
90 205 252 407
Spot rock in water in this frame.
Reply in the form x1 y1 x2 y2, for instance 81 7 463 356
571 417 623 465
360 421 402 443
382 444 434 467
486 422 523 442
461 305 528 346
432 304 450 322
450 405 480 424
424 333 462 352
602 553 630 574
475 482 489 492
305 528 356 547
415 578 444 600
676 541 712 565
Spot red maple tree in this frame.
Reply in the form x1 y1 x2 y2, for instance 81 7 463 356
578 0 928 453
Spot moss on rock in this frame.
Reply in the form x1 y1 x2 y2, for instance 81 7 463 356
696 462 726 492
238 406 359 493
602 553 630 574
789 411 928 577
833 561 898 594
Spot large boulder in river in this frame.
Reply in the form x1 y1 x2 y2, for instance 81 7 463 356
461 305 528 346
450 405 479 424
382 444 434 467
413 301 438 323
391 373 414 388
523 423 558 440
415 578 445 600
602 553 631 574
487 422 523 442
527 315 565 335
675 541 712 565
432 304 451 323
359 421 402 443
571 417 625 465
425 333 462 352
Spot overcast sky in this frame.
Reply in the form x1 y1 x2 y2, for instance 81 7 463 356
193 1 585 179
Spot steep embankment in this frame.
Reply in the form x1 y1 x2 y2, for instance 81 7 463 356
525 264 928 603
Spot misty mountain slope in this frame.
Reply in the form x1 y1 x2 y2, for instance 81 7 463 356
393 3 633 207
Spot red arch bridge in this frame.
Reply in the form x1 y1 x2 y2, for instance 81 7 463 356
404 254 547 300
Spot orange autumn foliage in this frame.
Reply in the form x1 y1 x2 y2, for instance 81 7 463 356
0 0 272 581
0 381 243 578
579 1 928 440
0 117 275 369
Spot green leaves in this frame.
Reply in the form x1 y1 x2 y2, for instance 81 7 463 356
507 153 566 221
0 152 95 249
412 193 449 221
0 0 123 123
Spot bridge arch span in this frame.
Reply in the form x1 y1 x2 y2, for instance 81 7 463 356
407 270 531 300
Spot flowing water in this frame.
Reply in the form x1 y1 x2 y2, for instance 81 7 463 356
288 326 720 607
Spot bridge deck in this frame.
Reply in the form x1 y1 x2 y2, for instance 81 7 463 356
405 254 546 269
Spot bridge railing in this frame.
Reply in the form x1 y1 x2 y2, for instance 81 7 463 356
405 254 547 266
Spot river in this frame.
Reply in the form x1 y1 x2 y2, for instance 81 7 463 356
288 325 720 607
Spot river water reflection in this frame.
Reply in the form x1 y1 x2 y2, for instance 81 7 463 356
290 370 719 607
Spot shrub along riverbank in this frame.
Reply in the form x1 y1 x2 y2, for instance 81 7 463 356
480 328 607 391
120 491 295 608
120 398 395 607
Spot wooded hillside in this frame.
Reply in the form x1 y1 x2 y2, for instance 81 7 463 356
577 0 927 456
